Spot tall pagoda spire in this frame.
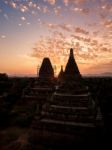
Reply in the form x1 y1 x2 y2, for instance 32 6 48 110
64 48 80 79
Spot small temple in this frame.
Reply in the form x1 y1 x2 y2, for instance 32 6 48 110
31 48 96 144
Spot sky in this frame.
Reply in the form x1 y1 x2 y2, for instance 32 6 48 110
0 0 112 76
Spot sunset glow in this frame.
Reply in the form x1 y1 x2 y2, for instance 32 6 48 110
0 0 112 76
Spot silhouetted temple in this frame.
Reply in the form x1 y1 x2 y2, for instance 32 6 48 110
39 57 54 80
31 48 96 144
15 58 55 119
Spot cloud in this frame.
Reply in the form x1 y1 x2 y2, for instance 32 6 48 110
59 24 72 32
20 5 28 12
101 3 112 12
43 6 49 13
103 20 112 29
100 47 112 52
43 22 59 29
43 22 89 35
10 2 17 9
63 0 89 5
7 1 41 15
21 16 26 21
43 22 73 32
46 0 56 5
54 6 61 16
93 31 99 36
1 35 6 39
72 7 90 15
71 35 91 43
90 40 98 46
75 27 89 35
80 8 89 14
18 23 22 26
63 0 69 6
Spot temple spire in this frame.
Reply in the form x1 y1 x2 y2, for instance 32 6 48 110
64 48 81 79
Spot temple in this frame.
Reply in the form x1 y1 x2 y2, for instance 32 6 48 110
31 48 96 144
14 58 55 121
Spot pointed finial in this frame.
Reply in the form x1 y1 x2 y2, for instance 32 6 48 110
70 48 74 57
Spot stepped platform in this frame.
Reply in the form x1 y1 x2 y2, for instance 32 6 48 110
50 92 91 107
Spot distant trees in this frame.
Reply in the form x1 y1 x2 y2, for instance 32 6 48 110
0 73 8 81
0 73 10 95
